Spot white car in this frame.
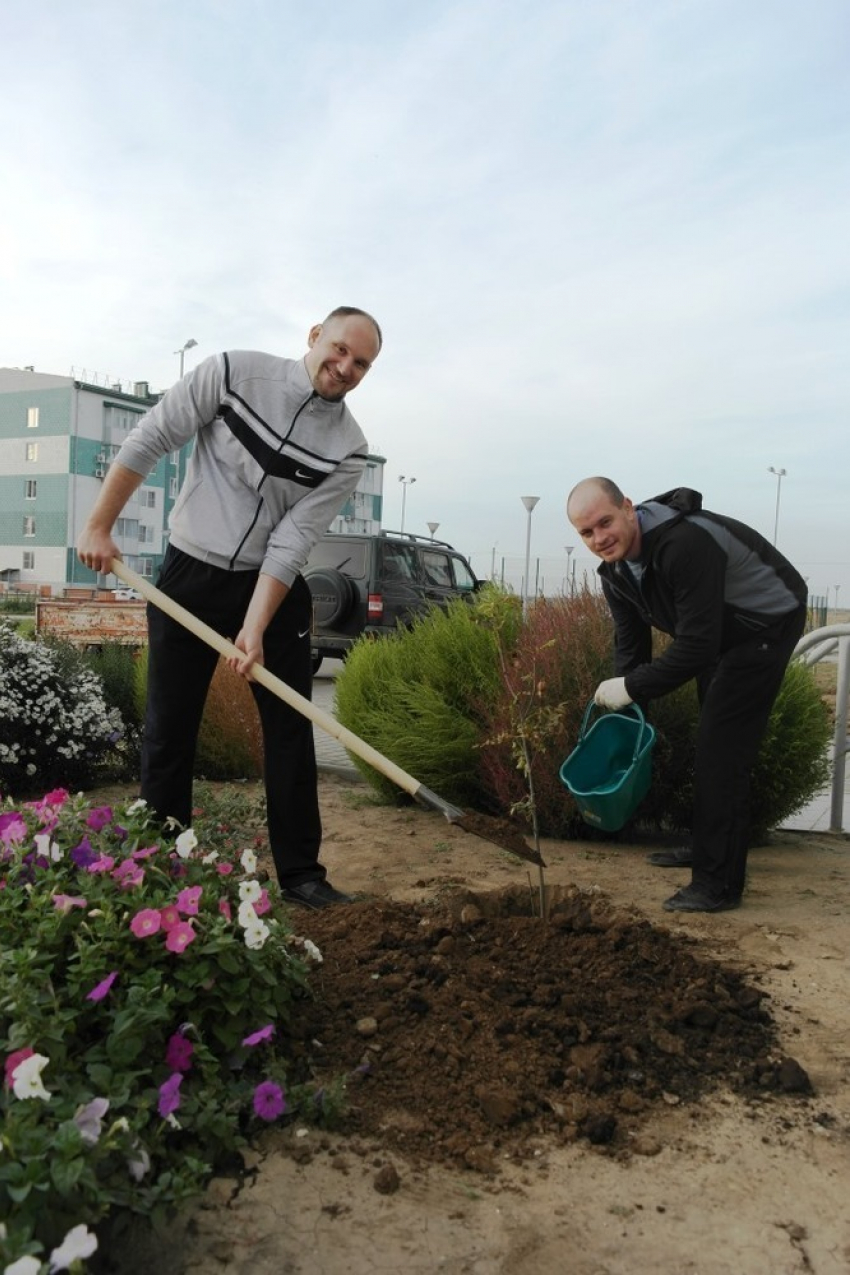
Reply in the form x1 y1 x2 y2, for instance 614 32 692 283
111 587 143 601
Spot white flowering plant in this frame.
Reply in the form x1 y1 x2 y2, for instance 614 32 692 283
0 787 339 1272
0 624 124 795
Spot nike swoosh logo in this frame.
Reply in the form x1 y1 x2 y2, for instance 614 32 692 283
298 628 311 639
294 469 315 480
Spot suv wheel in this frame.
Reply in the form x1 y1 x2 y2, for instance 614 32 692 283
304 567 357 627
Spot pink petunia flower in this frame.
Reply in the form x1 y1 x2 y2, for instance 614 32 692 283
4 1046 34 1090
218 898 232 922
158 1072 183 1118
0 813 27 847
165 921 196 954
165 1033 195 1072
52 894 88 912
86 854 115 874
131 844 160 861
87 971 118 1002
85 806 113 831
130 909 162 938
253 1080 286 1121
176 885 202 916
242 1024 276 1047
253 888 272 916
159 904 181 931
117 866 145 890
215 862 234 876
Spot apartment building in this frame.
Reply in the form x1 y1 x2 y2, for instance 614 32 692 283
0 366 386 592
0 368 186 592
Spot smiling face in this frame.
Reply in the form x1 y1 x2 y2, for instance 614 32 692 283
304 314 381 401
568 480 641 563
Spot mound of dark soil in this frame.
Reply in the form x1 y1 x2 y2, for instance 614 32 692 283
283 884 811 1172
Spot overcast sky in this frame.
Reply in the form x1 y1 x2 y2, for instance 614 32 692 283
3 0 848 600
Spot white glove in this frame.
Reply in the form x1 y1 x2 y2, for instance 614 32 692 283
594 677 633 710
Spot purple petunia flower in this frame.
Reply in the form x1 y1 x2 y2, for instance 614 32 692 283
158 1073 183 1118
242 1024 276 1048
253 1080 286 1121
85 806 113 831
86 971 118 1002
164 1033 195 1072
70 838 97 869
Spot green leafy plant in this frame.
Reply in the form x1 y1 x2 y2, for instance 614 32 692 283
334 588 511 807
0 787 339 1271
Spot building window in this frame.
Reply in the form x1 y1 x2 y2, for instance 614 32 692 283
23 516 35 537
139 524 154 544
27 407 39 429
23 551 35 570
116 517 139 538
25 480 37 499
169 477 178 499
140 489 156 508
25 442 38 462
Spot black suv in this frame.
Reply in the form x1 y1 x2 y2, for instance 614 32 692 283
304 530 481 670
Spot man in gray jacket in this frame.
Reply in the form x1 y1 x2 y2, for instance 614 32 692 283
77 306 382 908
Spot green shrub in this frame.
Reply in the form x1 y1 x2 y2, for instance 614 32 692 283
0 786 337 1271
335 588 831 842
481 597 831 841
0 625 123 797
334 589 513 806
80 644 146 780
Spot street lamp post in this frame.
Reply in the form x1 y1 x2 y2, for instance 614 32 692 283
767 466 786 546
426 521 440 541
564 544 575 596
175 338 198 379
398 475 416 534
521 496 540 614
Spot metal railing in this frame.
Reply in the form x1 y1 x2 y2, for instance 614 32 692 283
794 623 850 832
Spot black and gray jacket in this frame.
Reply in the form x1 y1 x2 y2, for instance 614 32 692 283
598 488 807 702
115 351 369 587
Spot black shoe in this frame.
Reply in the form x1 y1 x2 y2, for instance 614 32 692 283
647 847 693 867
662 884 740 914
282 879 354 910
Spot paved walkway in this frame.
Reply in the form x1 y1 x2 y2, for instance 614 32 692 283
311 661 850 834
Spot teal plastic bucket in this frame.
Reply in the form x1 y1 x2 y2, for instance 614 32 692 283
559 701 656 832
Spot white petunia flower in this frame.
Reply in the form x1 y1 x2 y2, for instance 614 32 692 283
11 1053 51 1102
5 1256 41 1275
126 798 148 815
240 847 258 874
237 899 258 927
238 879 262 905
243 917 270 950
49 1223 98 1272
302 939 323 963
174 829 198 859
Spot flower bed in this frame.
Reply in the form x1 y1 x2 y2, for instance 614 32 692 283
0 789 332 1272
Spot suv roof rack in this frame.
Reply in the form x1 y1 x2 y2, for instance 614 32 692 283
378 528 456 550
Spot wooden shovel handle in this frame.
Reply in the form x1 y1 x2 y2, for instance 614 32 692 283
110 558 422 798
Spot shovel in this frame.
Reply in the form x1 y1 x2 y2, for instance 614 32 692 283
110 559 542 865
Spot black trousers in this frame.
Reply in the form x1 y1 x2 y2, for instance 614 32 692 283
690 605 806 901
140 546 322 889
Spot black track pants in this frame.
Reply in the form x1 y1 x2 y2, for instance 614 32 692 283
690 606 806 900
140 546 322 888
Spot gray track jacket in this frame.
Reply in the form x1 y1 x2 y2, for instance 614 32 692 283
115 351 369 587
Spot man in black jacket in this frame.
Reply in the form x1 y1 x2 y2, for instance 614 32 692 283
567 477 807 913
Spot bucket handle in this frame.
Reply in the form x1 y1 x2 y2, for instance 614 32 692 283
578 698 649 761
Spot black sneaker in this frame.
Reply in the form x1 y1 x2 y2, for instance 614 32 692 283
281 879 353 910
647 847 693 868
662 884 740 913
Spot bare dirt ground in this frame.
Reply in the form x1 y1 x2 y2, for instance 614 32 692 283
122 773 850 1275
